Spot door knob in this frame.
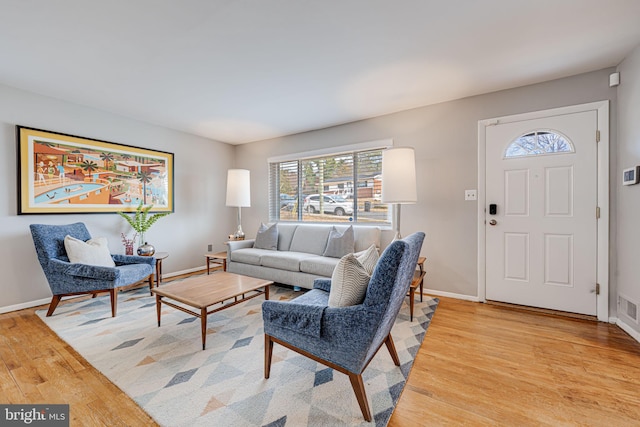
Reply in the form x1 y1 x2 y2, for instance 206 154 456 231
489 219 497 226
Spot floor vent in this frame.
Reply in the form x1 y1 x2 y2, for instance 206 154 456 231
618 295 638 323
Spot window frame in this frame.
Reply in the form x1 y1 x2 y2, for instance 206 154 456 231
504 129 574 159
268 139 392 225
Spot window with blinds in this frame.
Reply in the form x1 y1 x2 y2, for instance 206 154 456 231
269 148 389 225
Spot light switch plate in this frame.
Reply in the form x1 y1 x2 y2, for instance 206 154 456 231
465 190 477 201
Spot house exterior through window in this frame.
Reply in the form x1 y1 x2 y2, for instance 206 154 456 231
269 147 390 226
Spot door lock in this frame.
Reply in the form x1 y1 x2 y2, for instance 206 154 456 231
489 219 497 226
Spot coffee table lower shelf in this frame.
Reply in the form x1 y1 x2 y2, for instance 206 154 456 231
151 272 273 350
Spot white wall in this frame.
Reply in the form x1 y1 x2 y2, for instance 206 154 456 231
235 69 618 306
0 84 235 312
616 45 640 335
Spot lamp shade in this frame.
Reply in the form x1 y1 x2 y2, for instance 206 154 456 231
381 147 417 204
226 169 251 207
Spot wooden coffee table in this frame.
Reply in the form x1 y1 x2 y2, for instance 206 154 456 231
151 272 273 350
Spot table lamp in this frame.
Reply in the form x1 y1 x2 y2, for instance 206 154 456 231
226 169 251 240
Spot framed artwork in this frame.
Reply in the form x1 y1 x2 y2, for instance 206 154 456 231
17 126 174 214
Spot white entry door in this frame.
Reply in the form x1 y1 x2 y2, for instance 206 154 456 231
485 110 598 315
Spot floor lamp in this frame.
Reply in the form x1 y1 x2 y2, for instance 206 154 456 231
382 147 417 239
226 169 251 240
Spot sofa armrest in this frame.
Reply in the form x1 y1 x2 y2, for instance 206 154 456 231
226 239 255 257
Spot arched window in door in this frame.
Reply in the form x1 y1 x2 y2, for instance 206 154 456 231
505 130 574 158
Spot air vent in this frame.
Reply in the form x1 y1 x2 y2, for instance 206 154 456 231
618 295 639 323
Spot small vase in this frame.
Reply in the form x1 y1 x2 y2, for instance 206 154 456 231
125 243 134 256
137 242 155 256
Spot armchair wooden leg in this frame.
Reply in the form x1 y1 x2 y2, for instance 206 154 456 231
385 334 400 366
46 295 62 317
109 289 117 317
148 274 154 296
348 372 372 422
264 334 274 379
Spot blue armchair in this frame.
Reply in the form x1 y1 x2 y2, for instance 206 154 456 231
262 232 425 421
30 222 155 317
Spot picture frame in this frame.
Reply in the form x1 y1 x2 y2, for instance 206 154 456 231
17 126 174 214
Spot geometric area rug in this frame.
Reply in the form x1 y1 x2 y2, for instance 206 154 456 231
37 281 438 427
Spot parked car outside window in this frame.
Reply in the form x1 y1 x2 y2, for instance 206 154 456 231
280 194 296 210
302 194 354 216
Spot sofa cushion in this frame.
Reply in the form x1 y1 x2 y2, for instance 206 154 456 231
260 251 317 272
230 248 272 266
276 223 298 251
353 226 381 252
289 225 332 255
300 256 340 277
323 225 355 258
64 235 115 267
328 253 371 307
254 223 278 250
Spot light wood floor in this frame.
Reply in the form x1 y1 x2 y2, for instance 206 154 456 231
2 290 639 426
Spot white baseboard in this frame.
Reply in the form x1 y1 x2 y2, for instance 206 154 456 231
616 318 640 344
608 316 618 324
0 266 209 315
0 297 51 314
422 288 481 302
162 265 207 279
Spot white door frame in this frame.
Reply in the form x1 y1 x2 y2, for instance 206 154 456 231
477 101 609 322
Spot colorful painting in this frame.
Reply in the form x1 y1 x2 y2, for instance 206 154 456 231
17 126 174 214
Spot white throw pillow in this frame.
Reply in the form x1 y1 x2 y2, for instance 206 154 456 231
356 244 379 276
64 235 116 267
328 253 371 307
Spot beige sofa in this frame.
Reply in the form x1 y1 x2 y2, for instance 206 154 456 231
226 223 381 289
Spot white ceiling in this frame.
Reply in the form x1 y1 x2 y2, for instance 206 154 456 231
2 1 640 145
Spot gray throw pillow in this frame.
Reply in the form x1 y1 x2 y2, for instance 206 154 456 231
254 223 278 250
328 253 371 307
323 225 355 258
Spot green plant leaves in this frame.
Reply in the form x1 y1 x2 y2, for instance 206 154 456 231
117 201 171 234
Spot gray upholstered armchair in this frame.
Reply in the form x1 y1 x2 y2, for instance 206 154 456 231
30 222 155 317
262 232 425 421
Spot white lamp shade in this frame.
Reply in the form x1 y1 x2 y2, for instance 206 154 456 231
226 169 251 207
381 147 417 204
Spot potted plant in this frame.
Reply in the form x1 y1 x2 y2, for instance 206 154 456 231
118 202 171 256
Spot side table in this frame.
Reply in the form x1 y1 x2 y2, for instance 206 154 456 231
204 251 227 274
407 256 426 321
153 252 169 289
